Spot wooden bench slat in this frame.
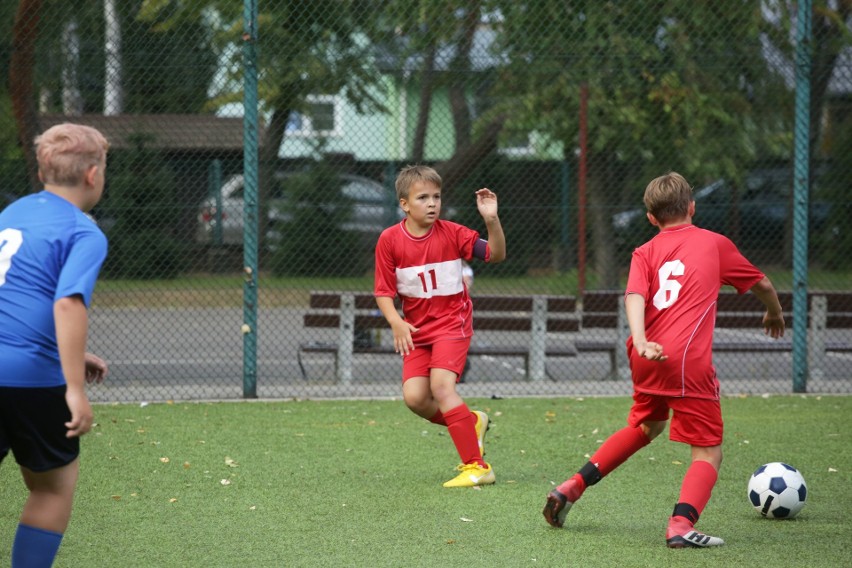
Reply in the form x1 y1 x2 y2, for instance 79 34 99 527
301 290 851 382
299 342 579 357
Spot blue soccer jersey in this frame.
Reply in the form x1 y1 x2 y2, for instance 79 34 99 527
0 191 108 387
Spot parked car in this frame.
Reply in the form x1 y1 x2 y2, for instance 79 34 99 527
612 168 832 254
196 171 403 247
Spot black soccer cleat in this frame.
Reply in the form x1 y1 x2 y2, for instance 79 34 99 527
542 490 572 528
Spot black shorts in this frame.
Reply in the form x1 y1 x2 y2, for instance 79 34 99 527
0 386 79 472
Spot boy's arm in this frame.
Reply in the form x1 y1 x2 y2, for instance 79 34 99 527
625 292 667 360
54 295 94 438
749 276 785 338
475 188 506 263
376 296 418 356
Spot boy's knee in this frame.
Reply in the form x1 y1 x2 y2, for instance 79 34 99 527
641 421 666 440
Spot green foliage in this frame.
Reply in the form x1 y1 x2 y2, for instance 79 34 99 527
1 396 849 566
99 135 184 279
33 1 216 114
0 96 28 194
815 114 852 269
122 4 218 114
451 155 565 276
269 163 365 277
491 0 788 205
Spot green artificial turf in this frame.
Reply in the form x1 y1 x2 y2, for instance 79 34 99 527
1 395 850 567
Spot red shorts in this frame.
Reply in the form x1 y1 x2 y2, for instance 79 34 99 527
628 391 723 447
402 338 471 382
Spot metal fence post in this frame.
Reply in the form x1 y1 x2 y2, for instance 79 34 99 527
241 0 259 399
792 0 812 393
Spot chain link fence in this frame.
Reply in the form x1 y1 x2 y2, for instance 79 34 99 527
2 1 850 402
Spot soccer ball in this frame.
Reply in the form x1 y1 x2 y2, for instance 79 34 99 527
747 462 807 519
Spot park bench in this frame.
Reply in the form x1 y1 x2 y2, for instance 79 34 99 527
297 291 580 383
298 290 852 383
575 290 852 380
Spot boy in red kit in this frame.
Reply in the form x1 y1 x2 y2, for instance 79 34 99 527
542 172 785 547
374 165 505 487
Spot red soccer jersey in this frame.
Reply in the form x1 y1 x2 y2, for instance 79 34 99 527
374 219 484 346
624 224 765 399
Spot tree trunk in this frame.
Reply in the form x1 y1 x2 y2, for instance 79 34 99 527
436 114 505 195
62 19 83 115
411 42 436 163
447 1 481 151
103 0 124 115
10 0 43 190
587 152 618 289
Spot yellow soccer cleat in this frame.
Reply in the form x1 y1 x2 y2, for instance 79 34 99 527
442 462 496 488
473 410 490 456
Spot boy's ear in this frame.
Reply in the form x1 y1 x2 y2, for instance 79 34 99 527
646 211 659 227
688 200 696 217
83 164 99 187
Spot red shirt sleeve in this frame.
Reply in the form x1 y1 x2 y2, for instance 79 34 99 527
715 234 765 294
374 229 398 297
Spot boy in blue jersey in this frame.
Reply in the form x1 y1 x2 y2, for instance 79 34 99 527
0 123 110 568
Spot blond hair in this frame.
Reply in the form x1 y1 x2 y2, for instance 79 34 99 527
35 123 109 187
395 165 442 200
643 172 693 224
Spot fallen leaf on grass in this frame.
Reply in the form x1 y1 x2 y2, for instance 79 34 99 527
225 457 238 468
828 467 837 472
169 498 178 503
220 479 231 486
111 495 121 501
159 457 170 464
672 460 683 465
460 517 473 522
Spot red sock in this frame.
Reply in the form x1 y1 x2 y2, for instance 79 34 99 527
428 409 446 426
674 460 718 524
589 425 651 477
443 404 483 466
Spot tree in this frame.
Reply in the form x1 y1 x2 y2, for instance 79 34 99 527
374 1 506 194
139 0 387 250
10 0 43 189
8 0 219 191
490 0 791 286
761 0 852 265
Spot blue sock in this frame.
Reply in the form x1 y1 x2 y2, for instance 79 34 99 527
12 523 63 568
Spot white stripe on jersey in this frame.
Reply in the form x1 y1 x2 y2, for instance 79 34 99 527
396 259 464 298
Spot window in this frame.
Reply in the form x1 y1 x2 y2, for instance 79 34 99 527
285 95 341 137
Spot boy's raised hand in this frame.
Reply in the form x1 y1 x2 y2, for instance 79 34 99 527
475 188 498 219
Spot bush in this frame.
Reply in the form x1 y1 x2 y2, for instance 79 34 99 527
99 135 185 279
269 163 365 277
